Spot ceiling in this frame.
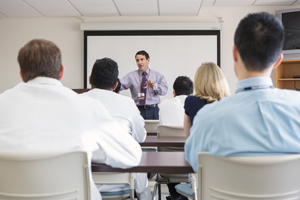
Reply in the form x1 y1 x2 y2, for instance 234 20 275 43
0 0 299 18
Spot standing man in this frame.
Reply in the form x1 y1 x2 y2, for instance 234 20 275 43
120 50 168 119
185 12 300 173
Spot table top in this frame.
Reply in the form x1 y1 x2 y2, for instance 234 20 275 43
147 130 157 136
92 152 194 173
140 136 186 147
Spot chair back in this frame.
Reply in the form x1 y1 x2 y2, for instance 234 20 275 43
0 150 90 200
157 125 185 137
144 120 160 131
198 152 300 200
157 125 185 152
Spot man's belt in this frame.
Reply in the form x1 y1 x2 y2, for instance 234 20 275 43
137 104 157 109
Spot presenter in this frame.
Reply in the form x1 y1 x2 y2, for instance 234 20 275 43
120 50 168 119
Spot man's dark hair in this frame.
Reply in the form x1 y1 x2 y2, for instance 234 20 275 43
90 58 119 90
173 76 193 96
234 12 284 72
135 50 150 59
18 39 62 82
113 78 121 93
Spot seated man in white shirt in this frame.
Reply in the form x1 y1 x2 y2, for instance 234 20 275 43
159 76 193 125
0 39 142 200
81 57 151 200
158 76 193 200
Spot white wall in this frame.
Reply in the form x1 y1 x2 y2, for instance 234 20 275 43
0 5 299 96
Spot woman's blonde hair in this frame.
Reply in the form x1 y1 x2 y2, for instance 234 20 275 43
194 62 230 103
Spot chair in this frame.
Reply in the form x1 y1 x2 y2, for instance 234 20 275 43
153 125 188 200
92 172 135 200
175 174 197 200
144 120 160 131
197 152 300 200
0 150 90 200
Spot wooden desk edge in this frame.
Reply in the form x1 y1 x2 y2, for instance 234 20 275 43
92 164 194 173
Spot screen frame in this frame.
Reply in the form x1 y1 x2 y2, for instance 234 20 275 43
84 30 220 88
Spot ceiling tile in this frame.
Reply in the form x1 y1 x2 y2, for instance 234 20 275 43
0 12 7 17
33 6 80 17
0 6 43 17
114 0 158 16
159 0 202 6
75 5 119 17
293 0 300 5
254 0 295 6
25 0 71 6
69 0 114 6
214 0 255 6
0 0 28 7
201 0 215 6
160 5 200 16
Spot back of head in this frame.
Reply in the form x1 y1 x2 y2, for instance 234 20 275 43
234 12 284 72
135 50 150 59
194 62 230 103
173 76 193 96
18 39 62 82
90 58 119 90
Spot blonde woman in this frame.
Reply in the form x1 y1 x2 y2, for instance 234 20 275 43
184 62 230 137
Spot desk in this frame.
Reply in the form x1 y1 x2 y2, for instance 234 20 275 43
92 152 193 173
140 136 186 147
147 130 157 136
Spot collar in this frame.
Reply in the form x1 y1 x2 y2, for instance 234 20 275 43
235 77 273 93
26 77 63 87
138 68 150 76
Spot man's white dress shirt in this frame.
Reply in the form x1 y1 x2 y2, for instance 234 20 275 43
82 88 150 200
82 89 146 143
159 95 187 125
0 77 142 200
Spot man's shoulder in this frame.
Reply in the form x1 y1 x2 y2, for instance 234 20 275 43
149 68 163 76
195 94 237 120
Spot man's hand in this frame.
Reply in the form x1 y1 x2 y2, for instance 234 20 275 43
143 79 155 88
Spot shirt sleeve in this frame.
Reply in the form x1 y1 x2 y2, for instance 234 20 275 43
84 101 142 169
184 113 208 173
151 73 168 96
120 72 132 91
130 100 147 143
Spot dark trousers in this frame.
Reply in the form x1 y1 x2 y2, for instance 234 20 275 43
138 106 159 119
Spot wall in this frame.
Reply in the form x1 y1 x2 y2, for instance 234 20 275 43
0 5 298 96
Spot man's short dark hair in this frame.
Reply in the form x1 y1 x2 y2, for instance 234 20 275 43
113 78 121 93
135 50 150 59
173 76 193 96
234 12 284 72
18 39 62 82
90 58 119 90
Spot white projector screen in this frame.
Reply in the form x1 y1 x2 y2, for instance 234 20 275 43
84 30 220 101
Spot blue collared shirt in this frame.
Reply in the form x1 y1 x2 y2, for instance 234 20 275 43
120 68 168 105
185 77 300 172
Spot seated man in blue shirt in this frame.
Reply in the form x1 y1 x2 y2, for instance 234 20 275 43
185 12 300 172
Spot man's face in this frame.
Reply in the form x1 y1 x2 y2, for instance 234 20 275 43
136 54 149 72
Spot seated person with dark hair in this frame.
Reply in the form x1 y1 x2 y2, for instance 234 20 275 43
0 39 142 200
158 76 193 200
185 12 300 173
159 76 193 125
81 57 150 200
